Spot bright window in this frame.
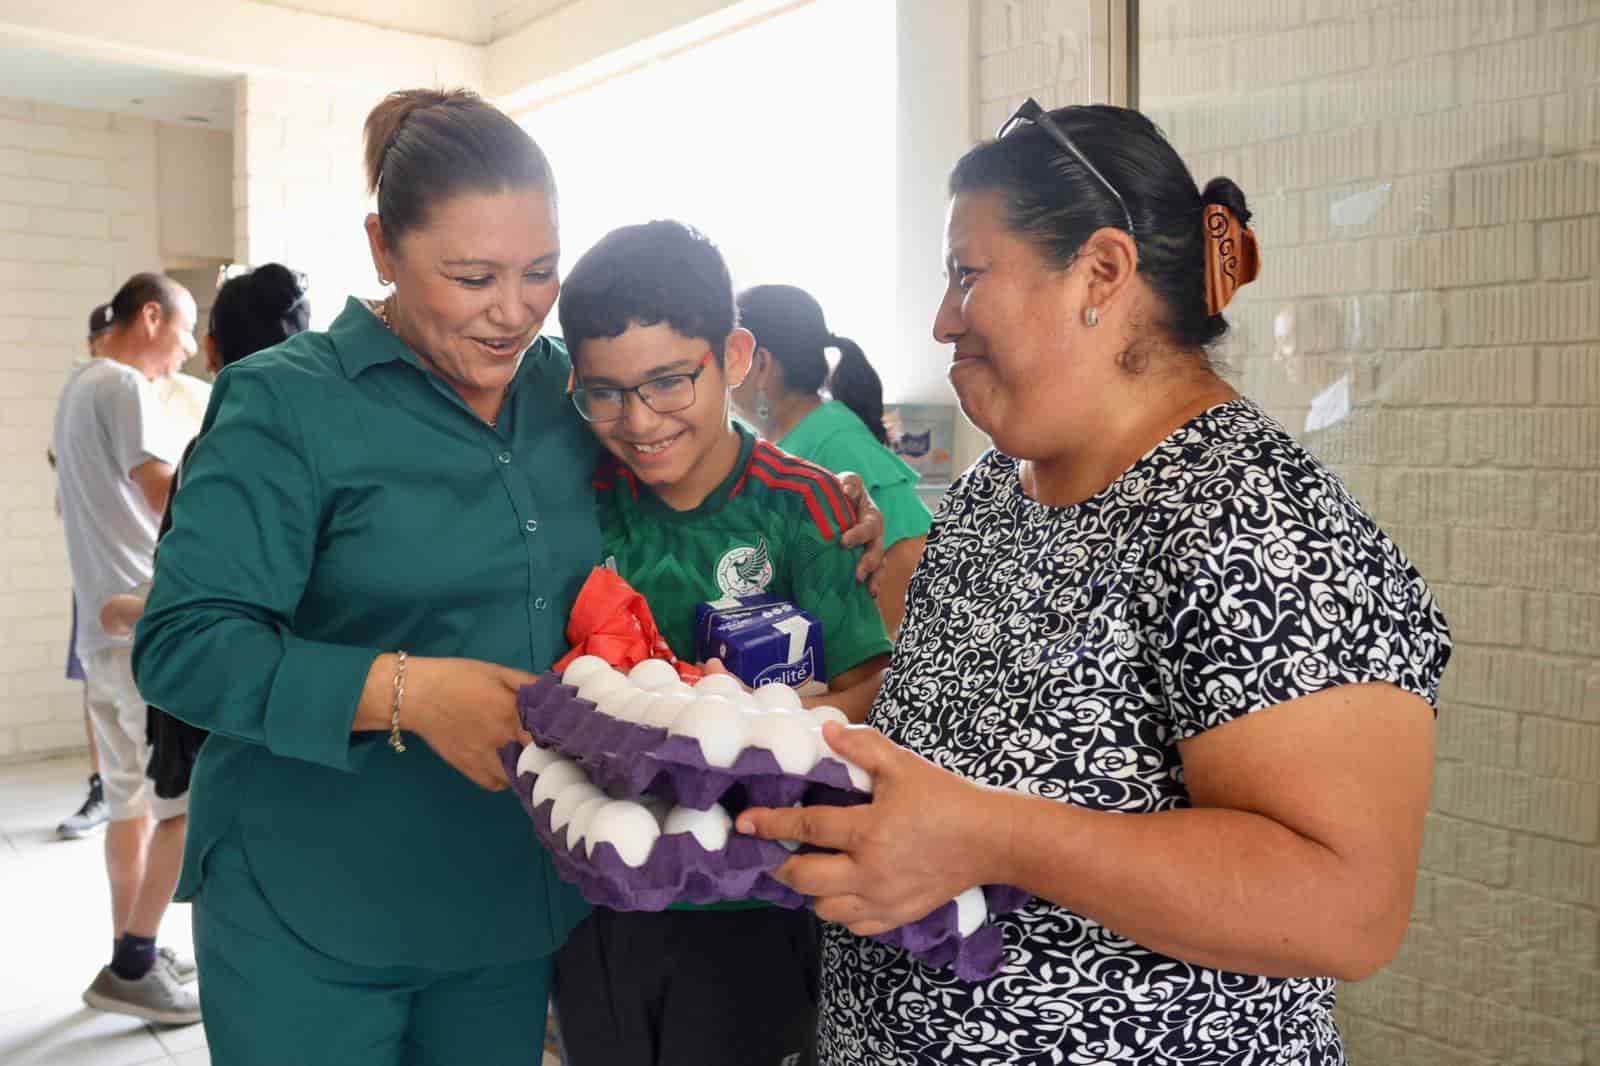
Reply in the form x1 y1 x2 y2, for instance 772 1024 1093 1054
516 0 897 384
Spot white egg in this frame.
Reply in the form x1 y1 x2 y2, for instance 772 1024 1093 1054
595 684 640 720
515 743 561 779
954 886 988 938
667 680 696 699
613 689 656 725
744 714 821 774
584 800 662 867
561 655 611 688
626 693 659 728
663 804 733 851
565 795 612 850
806 719 873 790
640 693 687 731
628 658 682 691
548 781 606 833
667 697 751 767
752 683 803 710
576 669 630 704
530 761 588 809
693 673 749 702
807 705 851 728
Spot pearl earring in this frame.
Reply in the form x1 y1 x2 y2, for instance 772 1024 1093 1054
755 388 771 421
1084 306 1100 327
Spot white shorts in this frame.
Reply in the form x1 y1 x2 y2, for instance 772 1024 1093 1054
83 646 188 823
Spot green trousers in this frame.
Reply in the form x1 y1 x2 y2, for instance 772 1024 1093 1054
193 839 551 1066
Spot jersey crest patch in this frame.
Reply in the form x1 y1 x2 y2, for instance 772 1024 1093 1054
715 538 774 596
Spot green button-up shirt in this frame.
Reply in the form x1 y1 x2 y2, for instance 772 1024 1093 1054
133 297 598 970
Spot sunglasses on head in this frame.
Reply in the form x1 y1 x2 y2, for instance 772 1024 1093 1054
997 98 1135 237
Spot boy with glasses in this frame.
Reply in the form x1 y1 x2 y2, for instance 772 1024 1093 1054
553 220 892 1066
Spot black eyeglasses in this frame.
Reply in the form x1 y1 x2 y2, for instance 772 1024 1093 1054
997 98 1135 237
571 351 715 423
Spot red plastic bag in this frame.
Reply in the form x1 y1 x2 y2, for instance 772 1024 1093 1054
554 567 703 683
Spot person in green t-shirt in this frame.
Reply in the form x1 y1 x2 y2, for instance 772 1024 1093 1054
733 284 933 636
552 220 893 1066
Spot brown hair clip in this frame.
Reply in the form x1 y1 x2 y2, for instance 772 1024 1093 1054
1202 203 1260 316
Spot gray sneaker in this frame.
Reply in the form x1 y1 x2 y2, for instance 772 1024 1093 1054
83 964 202 1025
157 945 198 984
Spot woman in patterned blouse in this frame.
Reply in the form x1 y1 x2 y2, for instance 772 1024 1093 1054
739 102 1452 1066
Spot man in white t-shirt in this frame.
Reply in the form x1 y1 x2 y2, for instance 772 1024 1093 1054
52 272 203 1025
55 302 119 841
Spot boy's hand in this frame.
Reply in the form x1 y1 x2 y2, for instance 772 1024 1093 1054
836 472 886 595
697 658 753 693
699 657 734 677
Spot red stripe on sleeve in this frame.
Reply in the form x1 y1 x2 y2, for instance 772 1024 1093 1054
745 464 837 541
751 441 856 531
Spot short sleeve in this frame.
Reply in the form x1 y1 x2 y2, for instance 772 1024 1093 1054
1153 487 1452 740
799 422 933 550
872 478 933 548
101 372 185 475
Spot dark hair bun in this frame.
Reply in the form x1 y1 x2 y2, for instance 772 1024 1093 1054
1200 177 1251 226
210 262 311 368
245 263 306 316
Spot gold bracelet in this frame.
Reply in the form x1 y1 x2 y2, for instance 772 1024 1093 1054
389 650 408 753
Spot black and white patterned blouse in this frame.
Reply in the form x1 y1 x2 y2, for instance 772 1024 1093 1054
822 399 1451 1066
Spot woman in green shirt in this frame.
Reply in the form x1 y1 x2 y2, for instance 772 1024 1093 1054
132 88 593 1065
735 285 932 634
134 89 885 1066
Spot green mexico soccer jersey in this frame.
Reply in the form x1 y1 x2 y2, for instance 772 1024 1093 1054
595 423 892 682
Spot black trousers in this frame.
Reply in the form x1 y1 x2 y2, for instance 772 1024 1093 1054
555 905 820 1066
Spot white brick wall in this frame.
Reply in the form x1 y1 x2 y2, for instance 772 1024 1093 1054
960 0 1106 473
0 97 161 762
973 0 1097 139
233 75 388 330
1141 0 1600 1059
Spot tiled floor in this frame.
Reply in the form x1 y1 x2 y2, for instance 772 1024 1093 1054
0 755 561 1066
0 754 204 1066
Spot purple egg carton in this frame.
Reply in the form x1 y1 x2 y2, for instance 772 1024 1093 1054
875 884 1032 982
499 743 1032 981
517 673 872 810
501 744 803 911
